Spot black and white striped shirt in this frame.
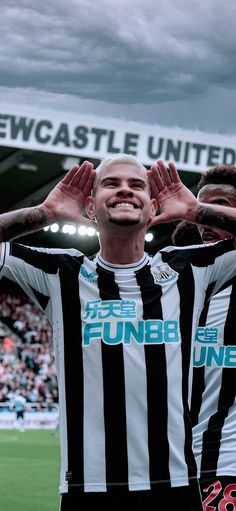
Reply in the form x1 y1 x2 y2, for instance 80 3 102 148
1 239 236 493
191 281 236 482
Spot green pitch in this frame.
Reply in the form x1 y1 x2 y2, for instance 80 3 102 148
0 430 60 511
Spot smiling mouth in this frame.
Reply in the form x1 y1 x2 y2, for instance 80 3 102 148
110 202 138 209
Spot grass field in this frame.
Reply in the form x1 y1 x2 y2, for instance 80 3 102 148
0 430 60 511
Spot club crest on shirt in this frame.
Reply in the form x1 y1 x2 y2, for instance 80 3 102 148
151 264 178 286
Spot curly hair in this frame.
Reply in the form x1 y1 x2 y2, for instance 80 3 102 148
171 221 202 247
198 164 236 190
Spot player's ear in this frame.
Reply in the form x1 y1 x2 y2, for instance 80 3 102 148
147 198 157 228
150 198 157 219
85 196 96 219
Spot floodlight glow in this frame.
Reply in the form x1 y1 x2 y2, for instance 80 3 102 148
67 225 76 235
61 224 77 234
43 226 50 231
78 225 87 236
62 224 69 233
50 223 59 233
87 227 96 237
145 233 154 242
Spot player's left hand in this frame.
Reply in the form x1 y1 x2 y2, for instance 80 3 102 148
147 160 199 226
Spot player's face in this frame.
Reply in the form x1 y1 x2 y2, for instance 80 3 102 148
197 183 236 242
86 163 157 230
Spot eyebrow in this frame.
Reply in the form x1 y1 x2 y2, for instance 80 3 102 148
100 176 147 186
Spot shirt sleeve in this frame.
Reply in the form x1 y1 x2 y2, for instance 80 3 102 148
194 238 236 297
0 242 54 311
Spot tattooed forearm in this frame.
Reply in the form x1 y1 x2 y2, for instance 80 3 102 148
196 206 236 235
0 206 48 242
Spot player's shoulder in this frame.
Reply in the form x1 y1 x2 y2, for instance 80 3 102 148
151 238 236 269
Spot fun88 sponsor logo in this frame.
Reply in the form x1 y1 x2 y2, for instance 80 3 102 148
82 299 180 346
193 327 236 367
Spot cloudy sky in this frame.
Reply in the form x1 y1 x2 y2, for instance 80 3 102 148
1 0 236 134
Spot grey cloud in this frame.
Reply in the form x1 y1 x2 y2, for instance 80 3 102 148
1 0 236 132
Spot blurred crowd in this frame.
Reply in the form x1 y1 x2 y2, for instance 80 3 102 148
0 283 58 410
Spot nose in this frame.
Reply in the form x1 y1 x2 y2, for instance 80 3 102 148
116 182 133 196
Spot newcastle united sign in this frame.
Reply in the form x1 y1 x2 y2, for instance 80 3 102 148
1 106 236 173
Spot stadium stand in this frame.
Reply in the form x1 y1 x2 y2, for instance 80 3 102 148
0 278 58 411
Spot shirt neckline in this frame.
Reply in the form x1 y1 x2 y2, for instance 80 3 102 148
95 252 150 271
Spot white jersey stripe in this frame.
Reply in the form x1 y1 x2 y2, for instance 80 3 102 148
79 274 107 492
52 278 69 494
123 341 150 490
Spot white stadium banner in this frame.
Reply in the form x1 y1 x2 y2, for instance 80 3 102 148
1 104 236 172
0 411 58 429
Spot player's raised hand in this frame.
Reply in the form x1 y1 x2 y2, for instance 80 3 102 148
147 160 199 226
42 161 96 225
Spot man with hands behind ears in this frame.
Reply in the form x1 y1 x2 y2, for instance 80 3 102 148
1 155 236 510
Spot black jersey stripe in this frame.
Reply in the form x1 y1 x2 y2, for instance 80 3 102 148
10 242 83 274
190 282 216 427
135 264 170 485
200 282 236 478
176 263 198 481
59 255 85 493
96 265 128 492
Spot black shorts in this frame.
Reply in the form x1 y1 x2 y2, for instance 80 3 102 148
16 411 24 419
200 476 236 511
60 482 203 511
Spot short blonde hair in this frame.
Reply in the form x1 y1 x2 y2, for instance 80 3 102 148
93 153 148 194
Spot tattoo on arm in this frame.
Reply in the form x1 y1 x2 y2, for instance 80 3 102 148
0 207 48 242
196 206 236 235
